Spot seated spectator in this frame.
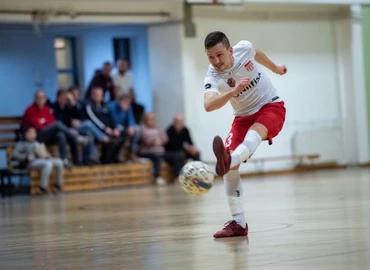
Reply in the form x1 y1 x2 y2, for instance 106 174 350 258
165 114 201 162
66 86 85 130
21 90 87 167
108 94 140 163
12 127 64 195
129 89 145 124
68 86 84 108
66 87 110 144
83 86 123 164
67 86 85 118
138 112 183 185
52 89 99 165
84 62 114 101
52 89 75 127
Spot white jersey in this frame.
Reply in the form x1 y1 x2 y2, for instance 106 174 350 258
204 40 279 116
113 70 134 95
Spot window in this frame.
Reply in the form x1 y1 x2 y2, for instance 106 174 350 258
54 37 79 89
113 38 131 64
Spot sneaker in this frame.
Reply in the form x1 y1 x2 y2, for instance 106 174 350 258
212 136 231 177
156 177 166 185
213 220 248 238
77 136 89 146
85 158 100 166
52 184 62 194
63 159 73 169
36 186 48 195
130 154 139 163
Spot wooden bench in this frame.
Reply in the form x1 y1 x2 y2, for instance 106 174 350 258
0 116 22 147
29 162 154 194
6 145 168 195
0 116 175 195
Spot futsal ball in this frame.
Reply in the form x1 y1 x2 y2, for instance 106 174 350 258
179 161 215 196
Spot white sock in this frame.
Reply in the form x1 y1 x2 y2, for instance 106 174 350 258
224 170 246 226
230 130 262 168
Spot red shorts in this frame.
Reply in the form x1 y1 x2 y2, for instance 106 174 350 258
225 101 286 151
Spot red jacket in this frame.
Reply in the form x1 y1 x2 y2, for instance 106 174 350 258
22 103 56 131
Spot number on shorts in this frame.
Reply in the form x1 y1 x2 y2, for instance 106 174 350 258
225 133 233 148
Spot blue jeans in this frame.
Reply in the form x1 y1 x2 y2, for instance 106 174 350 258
130 125 141 154
76 120 104 161
37 121 80 164
77 120 106 142
120 125 141 154
139 151 183 178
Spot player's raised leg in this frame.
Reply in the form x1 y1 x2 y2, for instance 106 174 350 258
232 102 286 171
213 123 265 177
230 123 266 168
213 102 286 177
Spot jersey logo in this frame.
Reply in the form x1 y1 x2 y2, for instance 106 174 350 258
227 78 236 87
233 72 261 98
205 83 212 90
244 61 254 72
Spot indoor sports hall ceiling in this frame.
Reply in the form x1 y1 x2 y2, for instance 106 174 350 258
0 0 355 24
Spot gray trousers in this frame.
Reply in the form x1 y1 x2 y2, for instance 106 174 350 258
30 158 64 189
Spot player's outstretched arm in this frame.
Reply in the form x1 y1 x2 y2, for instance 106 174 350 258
255 49 287 75
204 77 250 112
204 91 234 112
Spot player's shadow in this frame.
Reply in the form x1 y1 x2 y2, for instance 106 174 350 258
213 236 249 253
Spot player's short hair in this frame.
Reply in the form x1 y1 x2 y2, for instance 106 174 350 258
204 31 231 49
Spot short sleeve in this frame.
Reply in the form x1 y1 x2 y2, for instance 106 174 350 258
238 40 256 59
204 75 221 94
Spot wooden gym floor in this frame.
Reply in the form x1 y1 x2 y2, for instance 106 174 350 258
1 168 370 270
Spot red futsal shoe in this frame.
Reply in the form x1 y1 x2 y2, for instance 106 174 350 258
212 136 231 177
213 220 249 239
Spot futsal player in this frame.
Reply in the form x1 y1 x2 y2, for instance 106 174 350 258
203 31 287 238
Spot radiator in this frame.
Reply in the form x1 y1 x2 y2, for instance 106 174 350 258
291 126 343 163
